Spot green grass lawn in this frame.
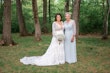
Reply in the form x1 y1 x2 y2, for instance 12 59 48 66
0 34 110 73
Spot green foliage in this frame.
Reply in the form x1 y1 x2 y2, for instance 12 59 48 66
22 2 34 33
79 0 104 34
0 2 4 33
0 0 110 34
11 3 19 33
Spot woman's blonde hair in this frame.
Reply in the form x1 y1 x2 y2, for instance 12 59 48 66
65 12 72 17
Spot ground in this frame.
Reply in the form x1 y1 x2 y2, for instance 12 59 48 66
0 34 110 73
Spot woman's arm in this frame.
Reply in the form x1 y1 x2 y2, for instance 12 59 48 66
52 22 56 37
71 20 76 42
72 20 76 37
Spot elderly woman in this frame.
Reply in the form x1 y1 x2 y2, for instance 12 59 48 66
64 12 77 64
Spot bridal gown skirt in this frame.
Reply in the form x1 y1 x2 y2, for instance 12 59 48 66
20 36 65 66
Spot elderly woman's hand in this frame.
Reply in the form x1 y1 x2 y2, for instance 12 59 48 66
71 36 74 42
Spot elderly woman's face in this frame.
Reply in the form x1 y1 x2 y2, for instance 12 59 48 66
65 14 71 20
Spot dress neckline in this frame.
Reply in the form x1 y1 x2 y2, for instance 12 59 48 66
65 19 72 24
55 21 63 28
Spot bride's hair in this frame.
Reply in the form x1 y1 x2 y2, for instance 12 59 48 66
54 13 62 21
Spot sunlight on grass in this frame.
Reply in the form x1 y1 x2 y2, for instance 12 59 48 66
0 34 110 73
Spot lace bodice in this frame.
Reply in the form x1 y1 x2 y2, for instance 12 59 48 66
52 22 64 36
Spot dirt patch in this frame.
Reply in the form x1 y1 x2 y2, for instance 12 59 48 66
0 68 2 73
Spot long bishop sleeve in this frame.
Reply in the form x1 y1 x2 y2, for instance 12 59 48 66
52 22 56 37
72 20 76 36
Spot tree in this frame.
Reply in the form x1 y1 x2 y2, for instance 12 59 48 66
102 0 110 39
43 0 47 24
73 0 81 38
48 0 51 23
71 0 74 16
0 0 3 24
65 0 70 12
32 0 41 41
16 0 29 36
2 0 16 46
42 0 48 33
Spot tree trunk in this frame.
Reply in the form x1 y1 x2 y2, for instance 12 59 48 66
2 0 16 46
102 0 105 19
42 0 48 33
48 0 51 23
102 0 110 39
71 0 74 17
32 0 41 41
16 0 29 36
0 0 3 24
73 0 81 38
65 0 70 12
43 0 47 25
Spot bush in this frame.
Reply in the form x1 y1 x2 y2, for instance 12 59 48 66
79 1 104 34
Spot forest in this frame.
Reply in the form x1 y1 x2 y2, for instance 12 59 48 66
0 0 110 45
0 0 110 73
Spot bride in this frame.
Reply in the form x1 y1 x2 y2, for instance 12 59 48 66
20 13 65 66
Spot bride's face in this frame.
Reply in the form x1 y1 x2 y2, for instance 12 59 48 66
56 15 61 21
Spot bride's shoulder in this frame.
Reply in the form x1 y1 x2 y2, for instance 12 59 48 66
61 21 64 23
63 21 66 24
52 22 57 27
53 21 55 23
52 22 56 24
64 21 66 22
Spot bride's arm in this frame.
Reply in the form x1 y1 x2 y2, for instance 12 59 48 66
52 22 57 37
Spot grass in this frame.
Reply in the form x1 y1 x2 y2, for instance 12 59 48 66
0 34 110 73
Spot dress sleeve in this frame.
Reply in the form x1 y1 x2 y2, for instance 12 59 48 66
72 20 76 36
52 22 56 37
63 21 65 34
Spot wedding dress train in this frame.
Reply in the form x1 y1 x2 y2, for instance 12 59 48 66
20 22 65 66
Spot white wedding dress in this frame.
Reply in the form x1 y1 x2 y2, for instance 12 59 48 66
20 22 65 66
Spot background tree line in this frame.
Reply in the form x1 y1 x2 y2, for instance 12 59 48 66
0 0 110 46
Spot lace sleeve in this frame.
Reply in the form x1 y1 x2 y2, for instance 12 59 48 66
52 22 56 37
72 20 76 36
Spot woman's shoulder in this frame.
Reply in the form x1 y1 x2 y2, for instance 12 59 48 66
61 21 64 23
71 19 75 22
52 22 57 25
70 19 75 24
64 21 67 24
53 21 64 24
53 21 56 24
52 22 56 27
